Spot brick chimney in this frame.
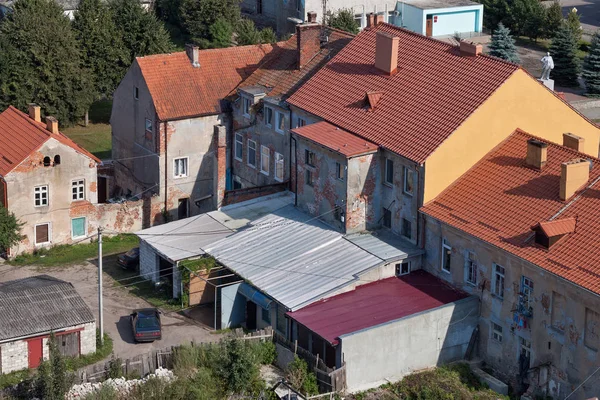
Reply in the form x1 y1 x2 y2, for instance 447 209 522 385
460 40 482 57
560 158 590 201
185 44 200 67
374 14 385 25
214 124 227 209
525 139 547 170
367 13 375 28
297 23 321 69
28 103 41 123
46 116 58 134
306 11 317 23
563 132 585 153
375 31 399 76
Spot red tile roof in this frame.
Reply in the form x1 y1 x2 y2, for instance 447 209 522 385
292 121 378 157
137 44 278 121
0 106 100 176
287 23 520 163
287 270 468 345
536 217 577 237
421 130 600 295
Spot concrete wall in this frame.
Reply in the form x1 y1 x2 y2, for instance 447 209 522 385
426 5 482 36
340 295 479 392
140 240 159 283
423 215 600 398
398 3 423 33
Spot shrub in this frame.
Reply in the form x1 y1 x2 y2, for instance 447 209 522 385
215 338 260 394
251 340 277 365
107 357 123 379
82 384 118 400
286 356 319 396
327 8 359 34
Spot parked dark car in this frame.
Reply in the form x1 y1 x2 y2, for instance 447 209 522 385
118 247 139 270
130 308 162 342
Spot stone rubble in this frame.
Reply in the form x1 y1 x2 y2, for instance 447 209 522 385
66 367 175 399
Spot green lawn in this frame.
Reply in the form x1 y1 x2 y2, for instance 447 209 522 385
62 99 112 160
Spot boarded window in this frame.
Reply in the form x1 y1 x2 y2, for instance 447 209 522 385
551 291 566 332
71 217 86 238
585 308 600 350
35 224 49 244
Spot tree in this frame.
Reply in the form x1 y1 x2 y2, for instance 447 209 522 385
583 30 600 94
34 334 71 400
550 24 581 86
0 0 94 124
520 0 546 41
72 0 129 99
565 7 582 42
259 27 277 44
489 23 520 63
235 19 260 46
480 0 515 33
208 17 233 48
109 0 174 62
545 0 563 38
327 8 359 34
0 206 22 253
215 338 260 394
179 0 241 41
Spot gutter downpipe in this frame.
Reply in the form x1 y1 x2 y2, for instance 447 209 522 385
164 121 168 218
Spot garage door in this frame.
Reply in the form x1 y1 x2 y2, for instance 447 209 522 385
58 331 80 357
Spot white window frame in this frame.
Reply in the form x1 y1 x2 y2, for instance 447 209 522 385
492 322 503 343
235 133 243 161
275 111 285 134
396 261 411 276
493 263 505 299
384 158 393 186
71 217 87 239
275 152 284 182
521 276 534 312
441 238 452 273
260 145 270 175
242 97 251 117
71 179 85 201
466 252 477 286
335 162 344 181
34 185 49 207
404 167 415 195
34 222 51 246
247 140 257 168
173 157 189 178
296 116 306 128
520 337 532 360
145 118 153 133
265 107 273 127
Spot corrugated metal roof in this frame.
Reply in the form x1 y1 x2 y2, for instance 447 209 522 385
205 205 384 311
345 230 423 262
0 275 95 342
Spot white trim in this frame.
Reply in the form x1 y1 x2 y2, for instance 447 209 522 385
34 222 52 246
395 261 411 276
247 139 257 168
403 166 414 195
296 116 306 128
173 157 189 178
71 178 85 201
34 185 49 207
145 118 153 133
71 216 87 239
260 145 270 175
493 263 505 299
384 158 393 186
242 97 251 118
234 133 243 161
275 111 285 134
275 152 284 182
441 238 452 273
265 106 273 128
491 322 503 343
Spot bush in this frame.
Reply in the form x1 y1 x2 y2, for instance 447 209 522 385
327 8 359 34
251 340 277 365
215 338 261 394
107 357 123 379
82 384 118 400
236 19 260 45
286 356 319 396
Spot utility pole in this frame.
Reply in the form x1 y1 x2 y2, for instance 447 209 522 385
98 227 104 345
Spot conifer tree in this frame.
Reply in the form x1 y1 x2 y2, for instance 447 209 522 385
583 30 600 95
488 23 520 63
545 0 563 38
565 7 583 42
550 24 581 87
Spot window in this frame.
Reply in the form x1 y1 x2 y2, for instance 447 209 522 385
275 111 285 133
354 14 363 29
35 223 50 245
382 208 391 228
551 291 566 332
404 167 415 195
247 140 257 168
256 0 262 14
145 118 152 133
71 217 86 238
242 97 251 117
265 107 273 127
275 153 284 182
384 158 393 185
520 337 531 361
296 117 306 128
396 261 410 276
43 156 51 167
134 86 139 100
493 264 505 298
71 179 85 201
441 238 452 273
305 170 314 186
262 307 270 324
178 198 189 219
173 157 188 178
402 218 412 239
585 308 600 350
53 155 61 165
492 322 503 343
305 150 315 167
466 252 477 285
34 185 48 207
261 145 270 175
235 133 243 161
521 276 534 315
335 162 344 181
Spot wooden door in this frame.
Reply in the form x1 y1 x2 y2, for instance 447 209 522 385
426 17 433 36
28 338 43 368
58 331 80 357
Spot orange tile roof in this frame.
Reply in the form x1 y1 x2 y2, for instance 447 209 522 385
292 121 378 157
421 130 600 295
137 44 278 121
234 28 353 100
536 217 577 237
0 106 100 176
287 23 520 163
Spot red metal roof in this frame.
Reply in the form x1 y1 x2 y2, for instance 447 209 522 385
536 217 577 237
287 23 520 163
0 106 100 176
292 121 378 157
287 270 467 345
137 44 278 121
421 130 600 295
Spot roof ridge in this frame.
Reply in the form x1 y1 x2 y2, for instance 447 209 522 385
136 42 280 61
517 129 600 163
8 105 52 140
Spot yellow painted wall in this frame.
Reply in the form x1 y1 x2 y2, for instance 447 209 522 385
423 69 600 203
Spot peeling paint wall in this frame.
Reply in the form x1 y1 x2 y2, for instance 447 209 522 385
423 215 600 399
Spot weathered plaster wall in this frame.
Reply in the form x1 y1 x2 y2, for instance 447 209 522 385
423 215 600 398
345 153 378 233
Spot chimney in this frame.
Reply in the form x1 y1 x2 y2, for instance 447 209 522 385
296 24 321 69
46 116 58 134
563 132 585 153
306 11 317 23
367 13 375 28
28 103 41 123
374 14 385 25
560 158 590 201
460 40 482 57
525 139 548 170
214 124 227 209
375 31 399 76
185 44 200 67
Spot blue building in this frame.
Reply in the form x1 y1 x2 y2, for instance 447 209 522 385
393 0 483 37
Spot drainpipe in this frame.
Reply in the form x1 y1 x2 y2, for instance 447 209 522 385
163 121 168 219
416 166 424 248
291 137 298 206
0 178 7 209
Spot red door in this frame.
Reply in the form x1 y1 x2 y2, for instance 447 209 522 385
28 338 43 368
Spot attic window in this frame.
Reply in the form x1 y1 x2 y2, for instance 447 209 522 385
54 155 61 165
43 156 51 167
365 91 383 111
531 217 576 249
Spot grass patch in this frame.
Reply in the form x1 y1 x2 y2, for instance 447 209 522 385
62 100 112 160
8 234 139 267
127 279 182 312
0 369 35 390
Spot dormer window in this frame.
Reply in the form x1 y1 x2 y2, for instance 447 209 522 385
242 97 251 117
531 217 576 249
